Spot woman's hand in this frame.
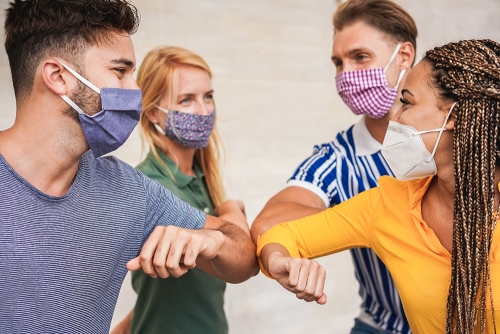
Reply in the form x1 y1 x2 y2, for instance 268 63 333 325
262 244 327 305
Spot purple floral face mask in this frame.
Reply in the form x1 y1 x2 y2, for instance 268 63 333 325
335 43 405 119
154 106 215 149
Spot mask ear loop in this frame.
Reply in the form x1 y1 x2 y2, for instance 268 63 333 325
384 43 402 72
384 43 405 89
153 123 165 135
60 95 86 115
59 61 100 94
156 105 183 141
393 69 406 89
427 102 457 161
59 61 101 116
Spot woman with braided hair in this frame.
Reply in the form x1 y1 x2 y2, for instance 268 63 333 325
256 39 500 333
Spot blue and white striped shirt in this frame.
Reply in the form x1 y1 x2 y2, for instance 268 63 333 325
288 119 411 334
0 151 206 333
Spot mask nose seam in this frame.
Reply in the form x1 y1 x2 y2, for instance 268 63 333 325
402 164 419 178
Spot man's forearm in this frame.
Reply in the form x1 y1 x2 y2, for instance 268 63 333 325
208 220 259 283
251 201 323 243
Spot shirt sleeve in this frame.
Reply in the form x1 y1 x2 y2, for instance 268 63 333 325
256 185 380 277
288 143 340 207
140 172 206 243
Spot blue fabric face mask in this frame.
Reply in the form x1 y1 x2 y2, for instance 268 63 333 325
59 62 142 157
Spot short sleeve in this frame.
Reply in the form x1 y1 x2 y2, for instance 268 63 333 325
140 173 206 243
288 143 340 207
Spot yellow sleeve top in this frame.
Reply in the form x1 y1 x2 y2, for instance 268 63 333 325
257 175 500 333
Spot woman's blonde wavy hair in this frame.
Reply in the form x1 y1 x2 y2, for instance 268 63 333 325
136 46 226 207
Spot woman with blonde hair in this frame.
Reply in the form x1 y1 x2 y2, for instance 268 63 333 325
112 46 240 334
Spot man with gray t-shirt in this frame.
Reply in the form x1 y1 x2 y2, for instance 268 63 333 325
0 1 257 332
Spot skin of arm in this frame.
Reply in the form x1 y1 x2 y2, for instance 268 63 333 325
250 186 326 243
251 186 328 305
113 200 256 333
260 242 327 305
126 199 259 284
199 199 260 282
109 310 132 334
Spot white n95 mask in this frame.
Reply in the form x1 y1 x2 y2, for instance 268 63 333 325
381 102 456 181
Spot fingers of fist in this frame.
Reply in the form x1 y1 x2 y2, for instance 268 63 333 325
281 258 327 304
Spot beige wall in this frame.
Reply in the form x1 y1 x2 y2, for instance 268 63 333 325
1 0 499 333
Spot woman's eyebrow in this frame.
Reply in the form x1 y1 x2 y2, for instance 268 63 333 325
401 89 414 97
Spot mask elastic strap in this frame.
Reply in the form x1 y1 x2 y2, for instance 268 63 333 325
384 43 405 89
414 128 443 136
155 105 171 114
61 94 86 115
392 69 406 89
428 102 457 160
59 61 100 94
384 43 402 72
156 105 183 140
153 123 165 135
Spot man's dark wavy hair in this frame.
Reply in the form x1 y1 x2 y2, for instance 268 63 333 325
4 0 140 99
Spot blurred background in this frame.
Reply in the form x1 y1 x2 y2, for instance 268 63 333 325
0 0 499 332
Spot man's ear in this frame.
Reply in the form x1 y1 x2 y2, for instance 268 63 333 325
399 41 415 71
40 59 70 95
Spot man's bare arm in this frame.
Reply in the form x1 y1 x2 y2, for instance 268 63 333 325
201 200 259 283
127 200 258 284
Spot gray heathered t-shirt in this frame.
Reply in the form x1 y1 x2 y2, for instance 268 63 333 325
0 151 206 333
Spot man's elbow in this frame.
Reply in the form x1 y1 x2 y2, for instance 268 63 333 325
250 217 274 244
225 257 260 284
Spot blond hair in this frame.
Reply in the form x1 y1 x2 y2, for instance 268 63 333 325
136 46 226 207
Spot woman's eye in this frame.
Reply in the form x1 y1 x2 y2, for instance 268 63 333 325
400 97 410 105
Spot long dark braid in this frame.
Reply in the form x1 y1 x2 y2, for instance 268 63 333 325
425 39 500 333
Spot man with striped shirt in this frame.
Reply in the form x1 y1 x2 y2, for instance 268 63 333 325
251 0 417 333
0 1 257 332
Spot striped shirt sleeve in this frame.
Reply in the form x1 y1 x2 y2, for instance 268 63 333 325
139 172 206 244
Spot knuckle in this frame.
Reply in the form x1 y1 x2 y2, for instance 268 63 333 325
166 259 182 273
286 278 298 288
319 266 326 276
153 258 164 268
304 286 315 295
170 271 181 278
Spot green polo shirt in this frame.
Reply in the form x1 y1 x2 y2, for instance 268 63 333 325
131 149 227 334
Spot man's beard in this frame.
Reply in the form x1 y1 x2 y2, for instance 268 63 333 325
63 80 101 123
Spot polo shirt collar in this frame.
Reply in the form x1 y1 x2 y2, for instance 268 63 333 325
150 149 204 188
352 116 383 157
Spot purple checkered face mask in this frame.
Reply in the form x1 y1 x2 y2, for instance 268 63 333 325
336 43 406 119
153 106 215 149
